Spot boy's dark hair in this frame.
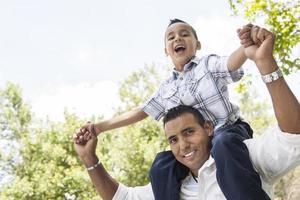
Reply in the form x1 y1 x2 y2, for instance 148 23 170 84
163 105 205 127
168 18 198 40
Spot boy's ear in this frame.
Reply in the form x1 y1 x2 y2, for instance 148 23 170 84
196 41 201 50
164 48 169 56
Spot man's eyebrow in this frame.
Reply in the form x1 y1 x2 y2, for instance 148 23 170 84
167 135 176 141
181 127 193 133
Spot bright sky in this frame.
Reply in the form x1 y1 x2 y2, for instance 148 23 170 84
0 0 299 121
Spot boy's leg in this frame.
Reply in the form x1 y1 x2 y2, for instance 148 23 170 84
211 120 271 200
149 151 189 200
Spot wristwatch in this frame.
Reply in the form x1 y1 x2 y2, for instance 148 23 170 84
261 68 283 83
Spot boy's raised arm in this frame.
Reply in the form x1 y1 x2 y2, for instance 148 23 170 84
227 24 253 72
76 107 148 143
227 45 247 72
94 107 148 134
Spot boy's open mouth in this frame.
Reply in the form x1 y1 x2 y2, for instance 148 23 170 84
174 45 186 53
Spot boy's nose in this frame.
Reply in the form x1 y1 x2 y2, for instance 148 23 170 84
175 35 182 42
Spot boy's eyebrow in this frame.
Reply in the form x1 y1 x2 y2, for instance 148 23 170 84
166 28 191 37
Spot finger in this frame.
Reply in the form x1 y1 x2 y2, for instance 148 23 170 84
80 127 88 134
73 133 79 140
257 28 267 44
251 26 260 45
239 31 251 40
244 23 253 28
241 40 255 48
83 132 91 141
238 26 251 37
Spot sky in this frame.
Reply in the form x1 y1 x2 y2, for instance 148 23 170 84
0 0 299 122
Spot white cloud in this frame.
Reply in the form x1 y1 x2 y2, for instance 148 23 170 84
31 81 120 122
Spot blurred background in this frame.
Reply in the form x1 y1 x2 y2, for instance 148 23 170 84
0 0 299 199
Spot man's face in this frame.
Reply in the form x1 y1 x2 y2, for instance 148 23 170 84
164 22 201 71
164 113 213 175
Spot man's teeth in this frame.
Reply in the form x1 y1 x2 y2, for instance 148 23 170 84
184 151 194 157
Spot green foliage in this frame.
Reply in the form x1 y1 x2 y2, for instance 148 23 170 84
118 63 166 111
228 0 300 74
0 64 168 199
0 83 98 199
0 82 31 139
98 118 167 187
100 64 168 186
235 75 276 135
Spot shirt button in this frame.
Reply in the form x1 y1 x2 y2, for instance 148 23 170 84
179 77 183 80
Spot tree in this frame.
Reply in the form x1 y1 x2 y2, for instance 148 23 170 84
0 83 32 187
234 75 276 135
0 64 168 199
0 83 98 199
98 64 168 186
228 0 300 74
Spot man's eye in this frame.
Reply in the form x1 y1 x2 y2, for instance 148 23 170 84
186 129 194 135
169 138 177 144
168 36 174 41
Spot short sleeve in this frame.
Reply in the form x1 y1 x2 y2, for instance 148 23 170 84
205 54 244 84
140 86 165 121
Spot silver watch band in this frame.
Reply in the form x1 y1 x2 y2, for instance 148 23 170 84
261 68 283 83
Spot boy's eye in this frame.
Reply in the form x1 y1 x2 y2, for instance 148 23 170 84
181 31 190 37
168 36 175 41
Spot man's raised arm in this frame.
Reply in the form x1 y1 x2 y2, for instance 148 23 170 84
74 134 119 200
238 25 300 134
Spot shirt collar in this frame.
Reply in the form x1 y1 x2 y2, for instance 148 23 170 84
198 156 215 175
172 56 200 79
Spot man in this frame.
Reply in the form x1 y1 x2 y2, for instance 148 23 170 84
74 25 300 199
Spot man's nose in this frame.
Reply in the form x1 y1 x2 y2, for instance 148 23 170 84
179 138 189 150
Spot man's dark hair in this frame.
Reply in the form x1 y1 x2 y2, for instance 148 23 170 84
163 105 205 127
167 18 198 40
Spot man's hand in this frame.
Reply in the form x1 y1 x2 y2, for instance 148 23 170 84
238 25 275 61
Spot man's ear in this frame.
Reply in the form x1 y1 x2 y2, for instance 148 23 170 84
203 121 214 137
196 41 201 50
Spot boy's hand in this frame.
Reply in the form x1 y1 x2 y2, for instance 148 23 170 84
237 25 274 59
237 24 254 48
75 122 97 144
238 24 276 74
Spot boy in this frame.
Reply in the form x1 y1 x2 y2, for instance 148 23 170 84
75 19 270 199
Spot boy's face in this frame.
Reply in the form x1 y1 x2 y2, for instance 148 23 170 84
164 113 213 176
165 22 201 71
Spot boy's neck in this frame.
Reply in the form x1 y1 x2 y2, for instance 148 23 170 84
173 56 195 72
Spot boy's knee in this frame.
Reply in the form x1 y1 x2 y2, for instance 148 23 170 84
211 133 244 155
